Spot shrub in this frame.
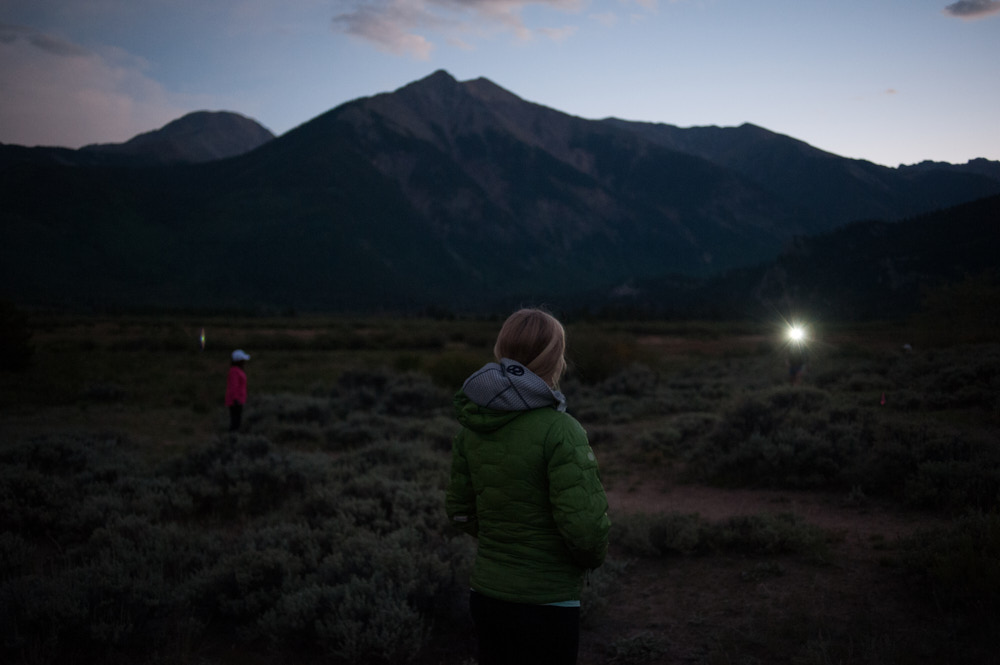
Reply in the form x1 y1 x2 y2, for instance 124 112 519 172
257 580 427 664
0 434 143 542
635 426 681 463
317 577 428 664
709 513 829 559
566 328 641 384
167 436 313 517
331 368 390 412
612 511 830 561
898 511 1000 615
380 372 449 416
330 369 448 418
598 364 658 397
688 378 1000 514
1 514 220 662
250 393 332 427
887 344 1000 411
195 543 308 631
669 412 720 439
409 413 459 451
580 557 628 627
323 411 388 449
687 387 873 490
424 350 483 388
904 458 1000 512
244 520 463 664
0 420 480 665
573 392 662 425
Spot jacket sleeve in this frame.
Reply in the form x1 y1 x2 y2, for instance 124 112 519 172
226 368 247 406
445 431 479 537
547 418 610 569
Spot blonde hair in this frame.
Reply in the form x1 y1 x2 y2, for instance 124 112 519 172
493 308 567 387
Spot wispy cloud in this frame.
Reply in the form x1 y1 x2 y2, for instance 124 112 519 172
332 3 438 59
0 24 187 147
332 0 588 56
943 0 1000 19
0 23 92 57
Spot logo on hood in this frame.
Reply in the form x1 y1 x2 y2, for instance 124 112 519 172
504 364 525 376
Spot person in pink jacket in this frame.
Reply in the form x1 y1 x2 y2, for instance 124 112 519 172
226 349 250 432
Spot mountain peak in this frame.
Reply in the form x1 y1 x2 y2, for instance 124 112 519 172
342 69 485 144
153 110 263 135
81 110 274 164
424 69 457 84
462 76 524 105
396 69 461 99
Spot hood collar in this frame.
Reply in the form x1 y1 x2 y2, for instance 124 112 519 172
462 358 566 413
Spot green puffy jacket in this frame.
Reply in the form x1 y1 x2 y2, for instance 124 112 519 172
446 362 610 604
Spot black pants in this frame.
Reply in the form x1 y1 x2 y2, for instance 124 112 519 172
469 591 580 665
229 403 243 432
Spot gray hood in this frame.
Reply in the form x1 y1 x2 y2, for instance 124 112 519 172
462 358 566 413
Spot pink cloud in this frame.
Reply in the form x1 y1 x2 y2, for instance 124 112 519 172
0 24 186 148
331 0 586 56
333 6 435 58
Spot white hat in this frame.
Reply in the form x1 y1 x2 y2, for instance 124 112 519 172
232 349 251 361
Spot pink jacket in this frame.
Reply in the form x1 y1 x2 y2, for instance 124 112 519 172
225 366 247 406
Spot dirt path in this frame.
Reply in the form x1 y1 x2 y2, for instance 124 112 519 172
607 481 943 544
577 480 952 665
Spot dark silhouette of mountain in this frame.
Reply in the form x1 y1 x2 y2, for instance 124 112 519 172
598 194 1000 321
899 158 1000 181
0 111 274 167
297 70 807 281
603 119 1000 232
81 111 275 164
1 70 998 314
741 193 1000 320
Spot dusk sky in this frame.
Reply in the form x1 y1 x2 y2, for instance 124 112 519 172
1 0 998 167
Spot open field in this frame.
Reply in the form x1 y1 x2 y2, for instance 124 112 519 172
2 313 999 664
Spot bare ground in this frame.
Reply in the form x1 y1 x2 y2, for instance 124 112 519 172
577 476 962 665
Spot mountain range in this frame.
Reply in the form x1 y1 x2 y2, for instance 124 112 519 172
0 111 274 168
597 193 1000 321
1 70 998 316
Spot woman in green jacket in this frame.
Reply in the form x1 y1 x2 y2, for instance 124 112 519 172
446 308 610 665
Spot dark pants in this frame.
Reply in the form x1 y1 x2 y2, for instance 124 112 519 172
229 403 243 432
469 591 580 665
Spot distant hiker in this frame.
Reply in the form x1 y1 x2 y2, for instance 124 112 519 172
788 352 805 384
226 349 250 432
783 324 809 385
787 343 806 385
446 308 610 665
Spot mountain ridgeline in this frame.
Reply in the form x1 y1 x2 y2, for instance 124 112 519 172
80 111 276 165
0 111 274 168
1 70 998 315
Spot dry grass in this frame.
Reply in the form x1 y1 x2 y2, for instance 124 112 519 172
2 313 998 665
